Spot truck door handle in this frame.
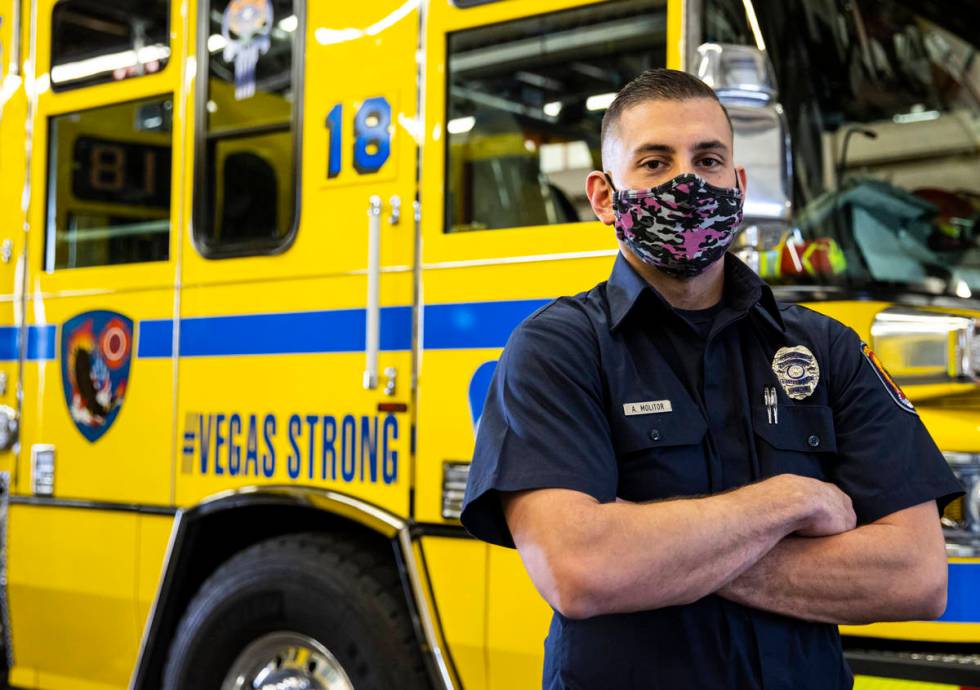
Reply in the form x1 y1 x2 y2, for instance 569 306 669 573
363 196 382 389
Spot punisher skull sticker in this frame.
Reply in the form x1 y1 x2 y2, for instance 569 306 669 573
771 345 820 400
221 0 273 100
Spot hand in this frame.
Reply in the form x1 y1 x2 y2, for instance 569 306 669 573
765 474 857 537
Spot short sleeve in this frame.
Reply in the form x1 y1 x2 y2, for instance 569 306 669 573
828 324 964 525
460 302 618 548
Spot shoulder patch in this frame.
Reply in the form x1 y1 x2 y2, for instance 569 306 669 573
861 342 916 414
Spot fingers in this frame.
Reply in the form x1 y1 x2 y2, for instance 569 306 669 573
794 478 857 537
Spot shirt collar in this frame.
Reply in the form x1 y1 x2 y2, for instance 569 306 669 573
606 251 785 333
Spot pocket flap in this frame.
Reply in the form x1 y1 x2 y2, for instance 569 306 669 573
614 414 708 454
753 404 837 453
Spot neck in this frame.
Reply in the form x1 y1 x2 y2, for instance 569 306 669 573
621 245 725 310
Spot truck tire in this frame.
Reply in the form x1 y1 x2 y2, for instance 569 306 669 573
162 532 432 690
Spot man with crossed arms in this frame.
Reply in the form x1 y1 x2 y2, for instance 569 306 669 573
461 69 962 690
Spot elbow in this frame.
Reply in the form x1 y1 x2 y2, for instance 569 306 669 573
551 587 596 621
922 585 947 621
898 551 948 621
545 554 606 620
914 565 948 621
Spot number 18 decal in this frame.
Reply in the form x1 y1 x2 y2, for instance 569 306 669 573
326 96 392 179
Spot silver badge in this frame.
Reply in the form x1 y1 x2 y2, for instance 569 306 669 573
772 345 819 400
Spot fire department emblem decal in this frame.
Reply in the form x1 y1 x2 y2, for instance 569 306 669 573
221 0 274 100
772 345 820 400
61 310 134 442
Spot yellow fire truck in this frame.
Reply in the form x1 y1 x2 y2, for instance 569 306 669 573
0 0 976 688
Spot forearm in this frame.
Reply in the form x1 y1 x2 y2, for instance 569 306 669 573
718 523 946 624
557 480 809 616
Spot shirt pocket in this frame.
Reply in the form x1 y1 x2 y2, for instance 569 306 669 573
613 414 709 501
752 404 837 480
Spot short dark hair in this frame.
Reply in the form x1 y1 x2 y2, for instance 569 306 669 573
600 68 733 167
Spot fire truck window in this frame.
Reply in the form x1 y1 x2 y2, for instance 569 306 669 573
45 96 173 271
707 0 980 298
195 0 300 257
51 0 170 91
444 0 667 233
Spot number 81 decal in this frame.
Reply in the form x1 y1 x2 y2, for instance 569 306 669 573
325 96 392 178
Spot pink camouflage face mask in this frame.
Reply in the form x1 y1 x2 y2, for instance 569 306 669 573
605 172 745 278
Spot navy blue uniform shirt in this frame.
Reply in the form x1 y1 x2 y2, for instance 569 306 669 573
460 252 963 690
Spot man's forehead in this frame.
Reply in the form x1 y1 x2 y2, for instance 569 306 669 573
615 97 732 152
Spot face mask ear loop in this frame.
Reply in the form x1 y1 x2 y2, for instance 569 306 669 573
603 171 618 194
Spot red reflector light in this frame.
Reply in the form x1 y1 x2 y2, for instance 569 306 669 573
377 402 408 413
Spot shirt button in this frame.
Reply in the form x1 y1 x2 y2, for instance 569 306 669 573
807 434 820 448
649 429 662 441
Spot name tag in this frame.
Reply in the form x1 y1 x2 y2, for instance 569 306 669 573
623 400 672 416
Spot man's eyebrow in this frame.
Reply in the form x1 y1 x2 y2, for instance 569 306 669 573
632 142 674 157
631 140 730 157
694 139 729 153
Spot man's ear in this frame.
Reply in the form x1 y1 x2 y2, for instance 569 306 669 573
586 170 616 225
736 165 748 195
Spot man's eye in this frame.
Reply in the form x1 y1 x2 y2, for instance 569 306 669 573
699 158 722 168
642 160 664 170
